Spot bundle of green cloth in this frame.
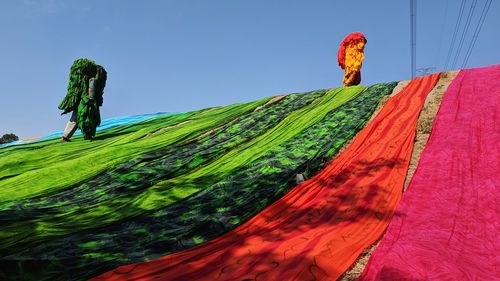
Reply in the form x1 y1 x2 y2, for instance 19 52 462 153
58 58 107 140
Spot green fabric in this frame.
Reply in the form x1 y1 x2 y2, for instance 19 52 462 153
2 87 363 246
141 86 366 210
58 59 107 139
0 89 337 258
0 112 196 182
0 99 269 204
4 90 325 216
58 59 96 112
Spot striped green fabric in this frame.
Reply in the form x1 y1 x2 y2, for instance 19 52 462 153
0 99 270 204
3 90 325 216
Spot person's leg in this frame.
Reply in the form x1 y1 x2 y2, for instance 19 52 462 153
343 70 351 87
61 111 78 141
344 70 355 87
352 71 361 85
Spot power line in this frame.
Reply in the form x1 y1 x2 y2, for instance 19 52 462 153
451 0 477 69
435 0 450 71
444 0 466 70
462 0 493 68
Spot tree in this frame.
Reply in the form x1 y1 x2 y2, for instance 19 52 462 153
0 133 19 144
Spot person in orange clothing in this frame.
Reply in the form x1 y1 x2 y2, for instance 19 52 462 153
338 32 367 87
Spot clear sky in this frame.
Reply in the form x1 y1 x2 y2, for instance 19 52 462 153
1 0 499 139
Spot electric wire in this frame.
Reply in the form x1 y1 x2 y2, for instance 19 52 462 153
451 0 478 69
462 0 493 68
444 0 466 70
436 0 450 71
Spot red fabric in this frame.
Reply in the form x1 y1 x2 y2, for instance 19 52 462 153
337 32 367 70
92 74 440 281
359 65 500 281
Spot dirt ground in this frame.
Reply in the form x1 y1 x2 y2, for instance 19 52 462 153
403 71 458 190
339 71 458 281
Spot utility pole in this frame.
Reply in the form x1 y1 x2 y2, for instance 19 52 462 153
410 0 417 78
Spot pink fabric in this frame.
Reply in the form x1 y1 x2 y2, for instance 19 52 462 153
359 65 500 281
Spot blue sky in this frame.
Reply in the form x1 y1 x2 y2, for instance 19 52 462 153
1 0 499 139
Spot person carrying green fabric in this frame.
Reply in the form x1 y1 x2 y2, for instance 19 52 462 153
59 58 107 141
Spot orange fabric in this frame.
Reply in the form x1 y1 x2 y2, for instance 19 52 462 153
337 32 366 87
337 32 367 70
343 45 365 86
92 74 440 281
345 46 364 72
20 137 42 142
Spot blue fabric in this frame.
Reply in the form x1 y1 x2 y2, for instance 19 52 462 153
1 112 180 148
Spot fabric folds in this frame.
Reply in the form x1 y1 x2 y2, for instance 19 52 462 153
360 65 500 280
92 74 440 281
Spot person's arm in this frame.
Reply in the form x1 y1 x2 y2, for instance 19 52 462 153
88 78 96 100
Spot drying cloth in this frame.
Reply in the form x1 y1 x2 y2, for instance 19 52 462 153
360 65 500 280
92 74 440 281
0 85 395 281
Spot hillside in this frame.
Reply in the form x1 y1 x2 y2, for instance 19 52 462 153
1 65 499 281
